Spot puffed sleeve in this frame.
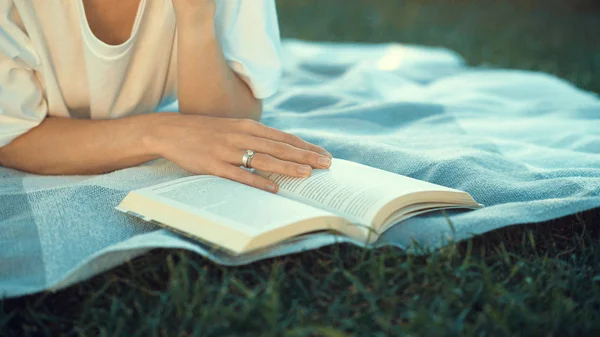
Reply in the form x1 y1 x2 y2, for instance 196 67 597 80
215 0 283 99
0 1 48 148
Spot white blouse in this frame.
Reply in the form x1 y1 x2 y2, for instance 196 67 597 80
0 0 283 147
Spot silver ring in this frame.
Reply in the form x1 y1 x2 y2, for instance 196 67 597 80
242 150 255 168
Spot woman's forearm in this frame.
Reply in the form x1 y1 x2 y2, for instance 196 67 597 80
0 113 168 175
174 6 262 120
0 109 332 191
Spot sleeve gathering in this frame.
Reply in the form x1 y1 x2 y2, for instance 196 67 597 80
0 0 47 148
215 0 283 100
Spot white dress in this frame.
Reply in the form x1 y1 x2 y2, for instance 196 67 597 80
0 0 283 147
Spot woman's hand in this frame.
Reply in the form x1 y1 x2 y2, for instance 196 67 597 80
147 114 333 193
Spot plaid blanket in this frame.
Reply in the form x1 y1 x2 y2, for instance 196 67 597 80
2 40 599 298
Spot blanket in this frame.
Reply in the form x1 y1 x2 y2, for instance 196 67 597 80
1 39 599 298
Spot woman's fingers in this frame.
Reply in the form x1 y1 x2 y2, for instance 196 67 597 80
215 163 279 193
225 146 314 178
247 153 313 178
241 137 331 169
240 120 332 158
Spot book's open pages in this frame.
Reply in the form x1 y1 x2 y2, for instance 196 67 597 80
257 159 482 233
117 159 483 255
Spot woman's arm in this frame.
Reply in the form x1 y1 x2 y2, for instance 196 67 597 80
0 114 161 175
0 112 332 192
174 1 262 120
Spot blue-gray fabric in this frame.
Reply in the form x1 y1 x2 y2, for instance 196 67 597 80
1 40 599 299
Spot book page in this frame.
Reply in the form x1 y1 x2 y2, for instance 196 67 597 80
132 176 335 237
256 158 463 225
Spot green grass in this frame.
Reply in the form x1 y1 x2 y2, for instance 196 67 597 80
2 0 599 335
279 0 600 94
2 210 599 336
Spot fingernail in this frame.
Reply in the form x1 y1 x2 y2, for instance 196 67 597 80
320 151 333 159
297 165 311 176
318 157 331 168
266 183 277 192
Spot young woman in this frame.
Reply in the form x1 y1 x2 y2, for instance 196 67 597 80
0 0 332 193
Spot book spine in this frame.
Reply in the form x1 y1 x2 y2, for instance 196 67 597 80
117 207 239 256
126 210 153 222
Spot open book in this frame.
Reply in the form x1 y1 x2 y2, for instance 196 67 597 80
116 159 483 256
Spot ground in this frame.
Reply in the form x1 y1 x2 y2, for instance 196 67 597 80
1 0 599 335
